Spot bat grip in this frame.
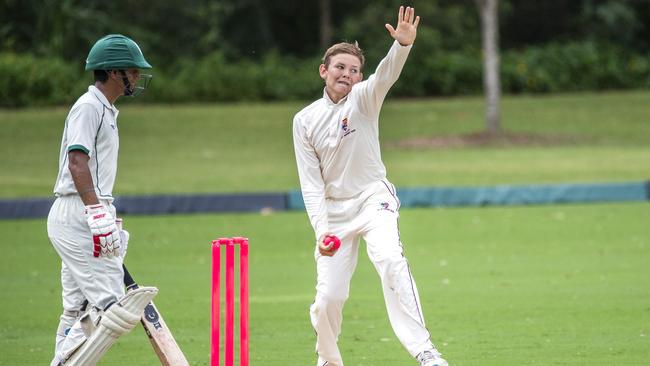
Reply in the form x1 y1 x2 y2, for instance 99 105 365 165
123 264 139 290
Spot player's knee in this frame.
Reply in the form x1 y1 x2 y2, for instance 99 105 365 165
62 299 88 315
310 294 346 326
368 242 404 263
379 253 407 270
325 292 349 306
379 255 410 289
62 287 158 366
314 291 348 310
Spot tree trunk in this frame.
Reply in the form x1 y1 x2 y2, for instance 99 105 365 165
477 0 501 134
319 0 332 50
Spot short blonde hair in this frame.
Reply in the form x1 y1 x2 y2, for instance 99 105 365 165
322 42 365 70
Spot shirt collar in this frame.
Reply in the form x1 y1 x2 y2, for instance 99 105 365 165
322 87 349 106
88 85 119 115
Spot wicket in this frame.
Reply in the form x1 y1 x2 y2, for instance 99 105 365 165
211 237 249 366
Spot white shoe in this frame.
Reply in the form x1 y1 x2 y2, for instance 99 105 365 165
417 350 449 366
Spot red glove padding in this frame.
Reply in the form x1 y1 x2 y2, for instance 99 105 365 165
85 204 121 257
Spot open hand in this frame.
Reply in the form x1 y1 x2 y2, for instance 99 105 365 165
385 6 420 46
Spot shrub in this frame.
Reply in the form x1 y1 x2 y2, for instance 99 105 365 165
0 53 81 107
1 41 649 107
501 41 650 93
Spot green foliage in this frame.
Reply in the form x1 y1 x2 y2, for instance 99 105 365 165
2 1 650 106
3 41 648 107
183 52 263 102
257 53 323 100
143 52 322 103
579 0 645 49
0 53 83 107
501 42 650 93
0 0 226 64
3 0 650 63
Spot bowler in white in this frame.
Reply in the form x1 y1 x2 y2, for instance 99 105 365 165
292 6 449 366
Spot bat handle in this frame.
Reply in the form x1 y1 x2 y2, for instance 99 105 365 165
123 264 139 291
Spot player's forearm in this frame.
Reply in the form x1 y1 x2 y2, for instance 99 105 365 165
356 41 412 117
68 151 99 205
297 171 329 239
373 41 412 88
294 130 329 238
303 190 329 240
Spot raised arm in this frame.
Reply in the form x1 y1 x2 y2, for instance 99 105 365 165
354 6 420 118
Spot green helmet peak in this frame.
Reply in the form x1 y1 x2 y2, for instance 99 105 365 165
85 34 152 71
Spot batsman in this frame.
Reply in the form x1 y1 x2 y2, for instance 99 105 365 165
47 34 157 366
293 6 448 366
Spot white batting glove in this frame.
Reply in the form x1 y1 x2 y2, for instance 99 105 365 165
85 204 121 257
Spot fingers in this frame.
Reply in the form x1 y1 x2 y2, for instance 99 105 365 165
385 23 396 36
93 231 121 257
393 6 420 28
319 245 336 256
398 6 417 26
318 242 335 256
406 7 417 25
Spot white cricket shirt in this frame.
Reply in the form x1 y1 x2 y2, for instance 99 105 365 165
53 85 120 200
293 41 412 239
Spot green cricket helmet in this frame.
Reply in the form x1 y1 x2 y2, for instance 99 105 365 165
85 34 152 71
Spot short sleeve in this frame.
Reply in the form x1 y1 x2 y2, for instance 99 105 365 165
66 103 102 156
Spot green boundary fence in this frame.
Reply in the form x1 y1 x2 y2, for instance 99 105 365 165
1 181 648 219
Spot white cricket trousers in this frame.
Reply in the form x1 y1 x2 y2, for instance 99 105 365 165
310 181 435 366
47 195 125 359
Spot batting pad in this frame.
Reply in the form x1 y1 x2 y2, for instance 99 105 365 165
65 287 158 366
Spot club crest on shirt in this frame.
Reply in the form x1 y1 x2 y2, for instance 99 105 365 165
341 117 356 137
378 201 395 213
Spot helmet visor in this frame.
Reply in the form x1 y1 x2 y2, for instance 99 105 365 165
130 73 152 97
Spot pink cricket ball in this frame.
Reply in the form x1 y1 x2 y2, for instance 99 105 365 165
324 235 341 250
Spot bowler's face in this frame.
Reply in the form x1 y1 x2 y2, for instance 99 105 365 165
320 54 363 103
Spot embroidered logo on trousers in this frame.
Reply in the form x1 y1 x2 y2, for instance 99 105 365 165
378 202 395 213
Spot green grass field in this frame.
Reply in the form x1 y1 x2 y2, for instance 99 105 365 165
1 91 649 365
1 203 649 365
1 91 649 197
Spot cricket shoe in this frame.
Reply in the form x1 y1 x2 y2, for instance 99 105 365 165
417 350 449 366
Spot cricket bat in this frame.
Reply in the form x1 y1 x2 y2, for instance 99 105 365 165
123 264 190 366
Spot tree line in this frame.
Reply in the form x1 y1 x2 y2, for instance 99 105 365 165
1 0 649 107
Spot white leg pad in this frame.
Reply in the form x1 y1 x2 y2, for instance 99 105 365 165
64 287 158 366
53 308 101 366
53 310 82 361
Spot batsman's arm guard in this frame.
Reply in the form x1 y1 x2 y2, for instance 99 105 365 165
64 286 158 366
